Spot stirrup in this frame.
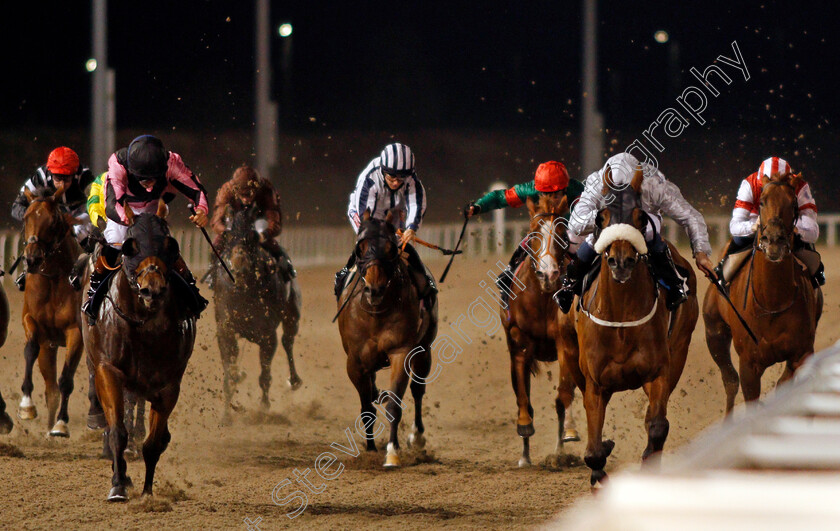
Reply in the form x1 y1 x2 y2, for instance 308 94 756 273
664 286 688 311
334 267 349 298
553 278 578 314
15 272 25 292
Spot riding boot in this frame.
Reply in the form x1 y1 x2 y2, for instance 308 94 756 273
334 253 356 299
261 238 296 282
82 251 117 325
173 256 209 317
813 263 826 288
496 244 528 297
553 253 588 313
68 253 90 291
14 271 25 292
649 245 688 311
713 236 754 288
404 243 438 310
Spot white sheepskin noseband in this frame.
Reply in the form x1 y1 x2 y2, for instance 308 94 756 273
594 223 648 255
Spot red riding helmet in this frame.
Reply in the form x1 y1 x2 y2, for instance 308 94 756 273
47 147 80 176
534 161 569 192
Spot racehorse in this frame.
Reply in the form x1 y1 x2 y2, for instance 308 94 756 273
0 280 11 434
556 166 698 485
704 170 822 412
337 209 436 467
18 186 85 437
211 207 302 423
503 193 579 467
82 201 196 501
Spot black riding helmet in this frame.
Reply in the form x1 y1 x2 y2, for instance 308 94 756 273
127 135 168 180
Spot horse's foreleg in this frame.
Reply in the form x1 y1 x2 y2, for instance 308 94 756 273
124 393 138 457
383 351 411 468
142 388 177 497
257 332 278 411
555 362 579 454
52 328 84 437
704 295 739 414
583 381 613 486
407 345 432 450
86 357 106 429
739 357 765 403
217 326 239 424
36 343 59 432
95 364 129 502
282 312 302 390
135 398 147 442
510 343 535 467
19 317 40 420
641 373 671 466
0 390 12 434
347 355 377 452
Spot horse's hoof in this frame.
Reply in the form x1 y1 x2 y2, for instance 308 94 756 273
18 403 37 421
563 428 581 443
0 412 13 434
49 420 70 438
518 456 532 468
407 429 426 449
517 422 535 438
288 375 303 391
590 469 608 487
260 397 271 412
107 486 129 502
87 413 107 430
383 443 400 468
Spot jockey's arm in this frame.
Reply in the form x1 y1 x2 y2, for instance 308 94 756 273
729 206 757 239
258 187 283 238
87 173 107 229
11 186 30 222
795 183 819 243
405 176 426 232
650 178 713 257
166 153 209 226
471 181 534 215
210 182 234 236
567 172 605 242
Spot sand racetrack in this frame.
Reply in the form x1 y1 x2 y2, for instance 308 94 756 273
1 249 837 530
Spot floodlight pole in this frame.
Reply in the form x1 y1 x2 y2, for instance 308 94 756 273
581 0 603 174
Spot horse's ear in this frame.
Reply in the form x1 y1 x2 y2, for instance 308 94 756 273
163 236 180 261
596 209 611 230
630 165 644 194
385 208 397 226
64 213 80 226
526 196 538 217
124 204 136 225
362 209 371 222
24 188 35 202
602 165 614 195
556 195 569 214
790 172 805 189
122 238 139 258
632 208 647 231
760 174 771 187
156 199 169 219
53 184 66 201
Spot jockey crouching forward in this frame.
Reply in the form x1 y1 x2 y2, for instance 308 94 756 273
464 161 584 296
715 156 825 289
334 142 436 309
81 135 210 323
554 152 716 313
11 146 95 290
209 165 296 286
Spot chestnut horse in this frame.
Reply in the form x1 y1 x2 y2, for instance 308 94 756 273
0 280 11 434
82 201 196 501
212 207 302 423
503 193 579 467
337 210 436 467
18 187 85 437
704 171 822 412
556 167 698 485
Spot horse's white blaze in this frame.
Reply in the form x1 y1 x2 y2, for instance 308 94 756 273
537 221 559 277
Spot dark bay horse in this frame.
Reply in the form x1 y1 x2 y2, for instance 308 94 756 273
0 281 11 434
503 193 579 467
82 201 196 501
212 208 302 423
18 187 85 437
337 210 436 467
557 167 698 486
704 171 822 412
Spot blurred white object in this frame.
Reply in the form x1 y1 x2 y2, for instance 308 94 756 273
254 219 268 234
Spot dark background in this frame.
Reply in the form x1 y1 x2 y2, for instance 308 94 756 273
1 0 837 228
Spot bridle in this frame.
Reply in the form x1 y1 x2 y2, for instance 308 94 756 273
354 223 402 314
528 211 571 273
23 197 72 277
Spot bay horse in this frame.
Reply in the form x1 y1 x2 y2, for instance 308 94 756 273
337 209 436 467
82 201 196 501
211 207 302 423
704 171 822 412
18 186 85 437
556 166 698 485
503 193 579 467
0 280 11 434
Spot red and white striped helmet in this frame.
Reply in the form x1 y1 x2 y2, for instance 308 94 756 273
757 157 794 178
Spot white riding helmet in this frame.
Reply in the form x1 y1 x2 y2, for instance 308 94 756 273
379 143 415 176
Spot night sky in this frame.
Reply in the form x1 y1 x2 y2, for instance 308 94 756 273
2 0 837 132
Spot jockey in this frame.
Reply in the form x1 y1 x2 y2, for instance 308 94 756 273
11 146 95 290
335 142 435 307
554 152 715 313
464 161 584 294
209 165 295 283
715 156 824 288
68 172 109 290
81 135 210 323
